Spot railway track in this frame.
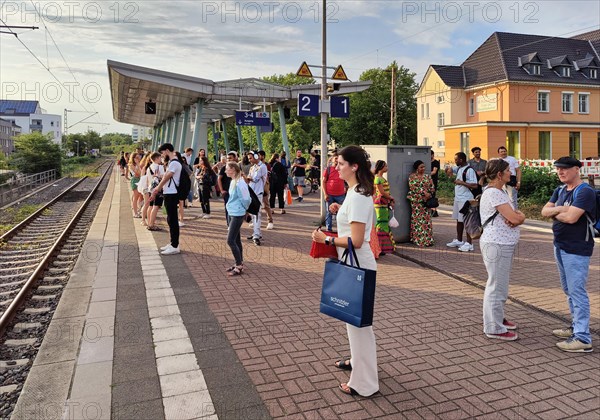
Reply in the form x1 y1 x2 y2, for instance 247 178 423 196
0 162 113 415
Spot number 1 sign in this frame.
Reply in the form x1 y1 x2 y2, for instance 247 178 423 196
330 96 350 118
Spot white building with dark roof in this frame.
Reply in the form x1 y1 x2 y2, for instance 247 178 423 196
0 100 62 144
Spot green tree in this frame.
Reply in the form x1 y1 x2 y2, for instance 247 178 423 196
10 132 62 175
330 62 418 147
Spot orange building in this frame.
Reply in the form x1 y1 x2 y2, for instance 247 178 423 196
417 30 600 162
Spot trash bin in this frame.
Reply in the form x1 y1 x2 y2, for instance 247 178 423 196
363 145 431 243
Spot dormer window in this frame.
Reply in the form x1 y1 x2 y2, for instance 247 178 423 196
590 69 598 79
519 53 543 76
561 66 571 77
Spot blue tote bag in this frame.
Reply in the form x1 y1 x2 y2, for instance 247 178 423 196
319 238 376 327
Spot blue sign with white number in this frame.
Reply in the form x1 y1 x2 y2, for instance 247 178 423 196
297 94 319 117
235 111 270 126
330 96 350 118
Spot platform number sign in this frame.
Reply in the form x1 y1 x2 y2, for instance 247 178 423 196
297 94 319 117
330 96 350 118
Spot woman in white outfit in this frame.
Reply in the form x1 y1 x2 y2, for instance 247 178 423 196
312 145 379 397
480 159 525 341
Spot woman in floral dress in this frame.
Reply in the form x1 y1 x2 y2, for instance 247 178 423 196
407 160 435 247
373 160 395 254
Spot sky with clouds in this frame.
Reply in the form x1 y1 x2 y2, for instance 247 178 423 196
0 0 599 134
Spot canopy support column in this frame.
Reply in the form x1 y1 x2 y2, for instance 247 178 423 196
179 107 190 153
190 100 204 153
278 103 291 160
255 126 263 151
221 120 230 153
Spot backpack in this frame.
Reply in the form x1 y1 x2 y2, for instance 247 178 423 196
174 161 192 200
460 195 499 239
246 186 262 215
564 183 600 239
462 166 483 198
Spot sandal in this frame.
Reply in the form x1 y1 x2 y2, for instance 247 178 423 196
338 383 359 396
228 267 243 276
334 359 352 371
226 264 243 272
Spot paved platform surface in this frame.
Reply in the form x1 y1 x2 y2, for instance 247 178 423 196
14 172 600 419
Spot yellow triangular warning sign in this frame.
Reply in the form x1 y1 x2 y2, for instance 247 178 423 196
296 61 313 78
332 65 348 81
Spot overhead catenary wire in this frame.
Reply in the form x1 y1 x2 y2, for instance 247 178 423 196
27 0 101 124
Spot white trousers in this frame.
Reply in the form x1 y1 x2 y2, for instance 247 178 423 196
347 324 379 396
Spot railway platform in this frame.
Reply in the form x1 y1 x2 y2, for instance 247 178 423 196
12 168 600 419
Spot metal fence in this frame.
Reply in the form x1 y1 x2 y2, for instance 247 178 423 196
0 169 57 207
520 159 600 178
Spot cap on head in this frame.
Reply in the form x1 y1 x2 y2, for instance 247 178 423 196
554 156 582 168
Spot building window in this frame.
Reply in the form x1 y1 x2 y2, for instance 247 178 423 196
420 104 425 120
437 112 445 128
590 69 598 79
537 91 549 112
436 95 445 104
469 98 475 116
562 93 573 113
578 93 589 114
422 137 429 146
531 64 541 75
506 131 520 159
569 132 581 159
460 132 469 155
561 67 571 77
539 131 551 160
425 103 429 119
437 140 445 148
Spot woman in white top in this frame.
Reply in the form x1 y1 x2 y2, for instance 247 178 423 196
147 152 165 231
479 159 525 341
312 145 379 397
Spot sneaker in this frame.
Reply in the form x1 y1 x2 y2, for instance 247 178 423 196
247 235 262 240
552 327 573 338
266 222 274 230
503 319 517 330
458 243 474 252
446 239 464 248
432 210 439 217
486 331 518 341
160 244 171 251
178 221 185 227
203 214 211 219
298 196 303 202
253 238 261 246
556 338 592 353
281 209 286 214
160 245 180 255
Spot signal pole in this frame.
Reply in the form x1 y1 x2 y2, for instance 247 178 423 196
320 0 328 222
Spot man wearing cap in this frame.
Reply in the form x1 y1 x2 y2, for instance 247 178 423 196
542 157 596 353
247 151 267 246
218 151 238 225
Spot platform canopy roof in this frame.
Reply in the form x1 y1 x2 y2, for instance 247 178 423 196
108 60 372 127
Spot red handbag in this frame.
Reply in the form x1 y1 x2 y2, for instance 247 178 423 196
310 231 339 259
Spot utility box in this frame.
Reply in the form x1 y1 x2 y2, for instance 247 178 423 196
363 145 432 243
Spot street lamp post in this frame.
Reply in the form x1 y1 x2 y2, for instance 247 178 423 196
75 140 79 156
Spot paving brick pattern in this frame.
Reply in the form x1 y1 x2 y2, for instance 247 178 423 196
396 207 600 333
172 197 599 419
